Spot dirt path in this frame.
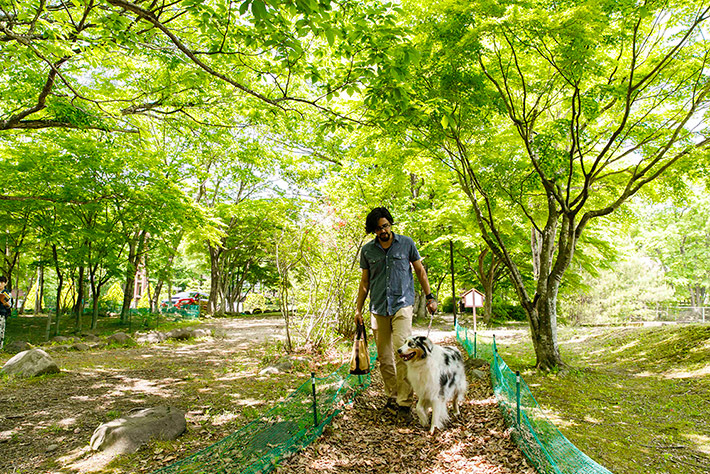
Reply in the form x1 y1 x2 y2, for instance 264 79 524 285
0 315 531 474
0 315 291 474
276 353 534 474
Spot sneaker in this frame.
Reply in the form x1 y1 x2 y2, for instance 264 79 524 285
396 405 412 423
383 398 398 414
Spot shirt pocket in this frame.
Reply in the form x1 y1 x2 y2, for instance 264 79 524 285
391 253 409 271
389 253 410 289
367 255 385 274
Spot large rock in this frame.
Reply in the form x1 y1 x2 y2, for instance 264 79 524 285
259 358 294 375
4 340 33 354
90 406 186 455
106 332 135 345
135 331 166 344
1 349 60 378
191 328 211 338
165 328 193 341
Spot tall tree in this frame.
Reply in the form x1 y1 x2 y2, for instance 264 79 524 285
374 0 710 368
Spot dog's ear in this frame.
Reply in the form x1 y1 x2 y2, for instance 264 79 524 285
414 336 433 358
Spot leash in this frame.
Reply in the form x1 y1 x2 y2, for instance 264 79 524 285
425 307 435 338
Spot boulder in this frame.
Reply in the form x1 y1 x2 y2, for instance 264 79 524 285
165 328 193 341
4 340 33 354
135 332 166 344
106 332 135 345
51 336 71 344
191 328 211 338
71 343 91 351
259 358 294 375
1 349 60 378
90 406 186 455
48 344 72 352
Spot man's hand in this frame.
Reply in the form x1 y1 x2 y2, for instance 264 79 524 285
355 310 364 325
426 299 438 315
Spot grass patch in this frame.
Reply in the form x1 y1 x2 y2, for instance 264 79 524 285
1 311 203 349
492 324 710 474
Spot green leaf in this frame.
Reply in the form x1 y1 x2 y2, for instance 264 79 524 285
251 0 267 19
324 27 335 46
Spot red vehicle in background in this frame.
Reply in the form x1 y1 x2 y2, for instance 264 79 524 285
161 291 209 312
175 292 209 309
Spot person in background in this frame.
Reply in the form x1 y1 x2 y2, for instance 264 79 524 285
354 207 438 420
0 276 12 351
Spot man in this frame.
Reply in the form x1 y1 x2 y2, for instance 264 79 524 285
0 276 11 351
355 207 438 419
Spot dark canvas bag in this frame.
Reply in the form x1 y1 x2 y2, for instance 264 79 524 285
349 323 370 375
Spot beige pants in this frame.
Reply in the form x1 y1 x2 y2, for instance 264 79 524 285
373 306 413 407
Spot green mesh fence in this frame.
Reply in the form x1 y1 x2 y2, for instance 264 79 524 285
162 305 200 320
456 323 613 474
153 344 377 474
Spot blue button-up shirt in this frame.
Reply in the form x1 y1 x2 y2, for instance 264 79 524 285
359 233 421 316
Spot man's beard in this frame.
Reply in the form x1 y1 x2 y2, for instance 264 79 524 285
378 232 391 242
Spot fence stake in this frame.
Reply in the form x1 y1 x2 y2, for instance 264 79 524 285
516 371 521 428
474 332 477 359
311 372 318 427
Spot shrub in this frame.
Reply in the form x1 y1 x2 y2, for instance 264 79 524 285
244 293 267 314
441 295 454 313
492 303 527 322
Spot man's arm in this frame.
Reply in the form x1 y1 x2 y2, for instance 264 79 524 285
412 259 438 314
354 268 369 325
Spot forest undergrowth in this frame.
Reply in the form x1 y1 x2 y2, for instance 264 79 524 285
1 314 708 473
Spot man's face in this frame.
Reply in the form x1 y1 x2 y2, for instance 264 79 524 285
374 217 392 243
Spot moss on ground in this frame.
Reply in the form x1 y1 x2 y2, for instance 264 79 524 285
494 324 710 474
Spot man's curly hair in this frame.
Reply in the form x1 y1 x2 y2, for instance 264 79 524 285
365 207 394 234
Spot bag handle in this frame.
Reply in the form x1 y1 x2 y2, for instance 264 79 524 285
355 322 368 345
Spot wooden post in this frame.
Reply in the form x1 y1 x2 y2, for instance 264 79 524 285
473 296 477 333
450 239 456 327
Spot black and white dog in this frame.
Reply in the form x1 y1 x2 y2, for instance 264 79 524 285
397 335 467 434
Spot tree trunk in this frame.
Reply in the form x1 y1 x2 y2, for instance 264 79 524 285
120 230 147 323
523 210 570 370
18 272 36 315
151 280 163 313
50 244 62 339
89 266 99 330
73 266 85 333
471 188 570 370
91 293 100 329
279 270 292 352
528 291 563 370
89 268 109 330
34 265 44 314
208 244 222 316
476 248 502 325
482 280 494 324
414 291 427 321
121 273 136 323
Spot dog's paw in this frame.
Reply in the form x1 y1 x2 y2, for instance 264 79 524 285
428 424 443 435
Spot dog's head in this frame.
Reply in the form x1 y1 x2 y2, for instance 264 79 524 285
397 336 434 362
